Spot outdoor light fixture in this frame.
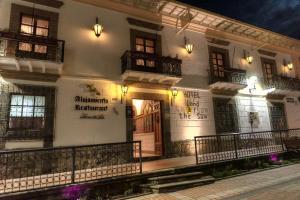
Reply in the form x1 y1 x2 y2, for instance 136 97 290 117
121 85 128 103
288 62 294 71
184 37 193 54
244 50 253 64
94 17 103 38
170 88 178 106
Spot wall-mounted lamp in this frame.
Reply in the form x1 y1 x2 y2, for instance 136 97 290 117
170 88 178 106
244 50 253 64
121 85 128 103
94 17 103 38
288 62 294 71
184 37 193 54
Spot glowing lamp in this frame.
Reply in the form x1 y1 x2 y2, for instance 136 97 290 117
246 55 253 64
244 50 253 64
94 17 103 38
121 85 128 103
288 63 293 71
184 37 193 54
171 88 178 97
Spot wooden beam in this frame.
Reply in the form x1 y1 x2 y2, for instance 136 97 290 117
22 0 64 8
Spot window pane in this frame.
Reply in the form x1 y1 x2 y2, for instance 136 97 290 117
21 16 34 25
34 45 47 54
23 96 34 106
136 38 144 45
11 95 23 106
35 96 45 106
34 107 45 117
217 54 223 59
21 24 34 35
136 59 145 66
146 40 154 47
36 28 48 37
146 47 154 54
10 106 22 117
22 106 34 117
136 45 144 52
36 19 49 28
146 60 155 67
19 42 32 52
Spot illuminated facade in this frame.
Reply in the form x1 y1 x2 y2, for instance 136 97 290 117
0 0 300 159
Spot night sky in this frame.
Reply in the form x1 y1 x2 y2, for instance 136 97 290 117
178 0 300 40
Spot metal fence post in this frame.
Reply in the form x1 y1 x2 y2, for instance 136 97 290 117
71 147 76 183
194 137 199 165
233 134 239 159
138 141 142 174
279 131 285 152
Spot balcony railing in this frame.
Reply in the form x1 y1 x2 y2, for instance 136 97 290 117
264 75 300 91
0 141 141 194
0 31 65 63
194 128 300 164
121 50 182 77
209 68 247 85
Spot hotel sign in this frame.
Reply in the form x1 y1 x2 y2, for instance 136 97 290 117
179 91 209 120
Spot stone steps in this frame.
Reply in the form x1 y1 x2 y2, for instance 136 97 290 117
141 171 215 193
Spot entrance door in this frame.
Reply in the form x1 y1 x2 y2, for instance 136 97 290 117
132 99 163 158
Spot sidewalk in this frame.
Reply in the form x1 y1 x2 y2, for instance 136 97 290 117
130 163 300 200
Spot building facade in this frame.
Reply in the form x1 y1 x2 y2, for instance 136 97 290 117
0 0 300 159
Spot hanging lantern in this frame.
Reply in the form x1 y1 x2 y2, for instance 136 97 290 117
244 50 253 64
94 17 103 38
288 63 293 70
184 37 193 54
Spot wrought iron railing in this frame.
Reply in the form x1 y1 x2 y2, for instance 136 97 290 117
194 129 300 164
121 50 182 77
0 31 65 63
263 75 300 91
0 141 141 194
209 68 247 85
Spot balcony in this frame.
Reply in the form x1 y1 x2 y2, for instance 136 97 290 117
121 50 182 85
209 67 247 91
0 31 64 81
264 75 300 96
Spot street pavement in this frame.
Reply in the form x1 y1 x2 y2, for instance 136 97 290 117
130 163 300 200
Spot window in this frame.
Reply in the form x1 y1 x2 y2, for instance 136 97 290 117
269 103 287 131
261 58 277 85
213 98 239 134
9 95 45 130
209 46 230 82
18 15 49 54
135 37 156 68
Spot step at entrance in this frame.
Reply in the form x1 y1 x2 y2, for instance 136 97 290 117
141 171 215 193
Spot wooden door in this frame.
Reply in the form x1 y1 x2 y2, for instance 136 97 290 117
152 102 162 156
261 58 277 85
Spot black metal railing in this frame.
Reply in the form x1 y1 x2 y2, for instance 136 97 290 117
121 50 182 77
0 141 141 194
264 75 300 91
209 68 247 85
194 129 300 164
0 31 65 63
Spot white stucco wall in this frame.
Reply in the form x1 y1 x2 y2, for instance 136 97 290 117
170 88 216 141
54 78 126 147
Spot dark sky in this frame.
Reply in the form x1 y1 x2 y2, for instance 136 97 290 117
178 0 300 40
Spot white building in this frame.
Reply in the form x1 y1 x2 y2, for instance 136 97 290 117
0 0 300 160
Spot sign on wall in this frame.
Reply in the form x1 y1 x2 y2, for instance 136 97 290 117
249 112 260 128
74 84 110 119
178 91 209 121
